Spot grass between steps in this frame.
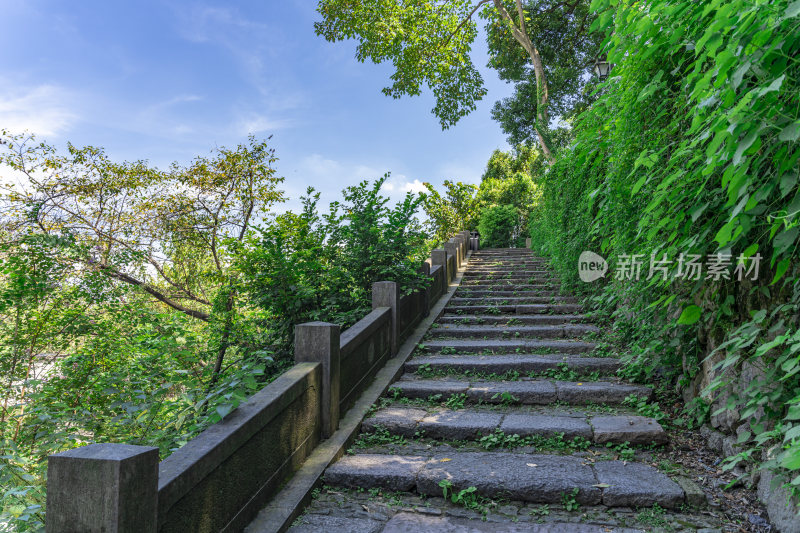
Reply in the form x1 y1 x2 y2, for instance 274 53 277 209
414 341 620 358
349 424 664 458
412 362 604 382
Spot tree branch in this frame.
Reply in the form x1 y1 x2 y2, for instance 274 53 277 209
98 264 210 321
440 0 491 50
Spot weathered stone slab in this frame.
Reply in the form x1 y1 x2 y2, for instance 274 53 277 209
590 416 667 445
500 414 592 440
324 454 426 492
516 304 583 314
418 410 502 440
427 324 599 339
382 512 640 532
594 461 684 509
287 514 383 533
421 339 595 354
392 380 470 399
527 340 595 354
417 453 601 504
438 314 587 325
674 476 707 508
466 381 557 405
406 354 618 375
362 408 427 437
422 340 526 352
556 382 652 404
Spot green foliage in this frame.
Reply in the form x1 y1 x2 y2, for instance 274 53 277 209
486 0 602 146
444 393 468 410
420 180 479 241
238 176 428 357
561 487 580 511
606 441 635 461
0 135 434 529
315 0 487 128
353 426 407 448
438 479 493 515
636 504 668 528
478 205 519 248
622 395 667 426
477 146 542 246
531 0 800 495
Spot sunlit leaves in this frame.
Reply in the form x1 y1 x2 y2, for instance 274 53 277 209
315 0 486 128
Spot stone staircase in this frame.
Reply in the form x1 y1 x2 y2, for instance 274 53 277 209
288 249 706 532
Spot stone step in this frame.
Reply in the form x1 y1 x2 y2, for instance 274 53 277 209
470 254 550 266
362 406 667 445
466 265 551 271
406 354 620 375
380 513 643 533
462 279 558 286
455 290 562 297
444 304 583 315
449 297 580 306
324 452 685 509
288 513 644 533
462 272 555 278
438 314 590 325
467 260 552 271
391 378 652 405
421 339 596 354
427 324 599 339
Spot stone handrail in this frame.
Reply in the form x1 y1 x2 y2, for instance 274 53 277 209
45 231 475 533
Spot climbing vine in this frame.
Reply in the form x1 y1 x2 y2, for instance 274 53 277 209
532 0 800 494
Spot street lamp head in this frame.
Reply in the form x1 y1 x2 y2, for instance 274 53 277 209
593 57 611 80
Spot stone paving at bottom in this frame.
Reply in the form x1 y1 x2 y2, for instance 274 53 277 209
288 488 729 532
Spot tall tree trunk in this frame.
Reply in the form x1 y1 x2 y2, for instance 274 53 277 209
493 0 554 161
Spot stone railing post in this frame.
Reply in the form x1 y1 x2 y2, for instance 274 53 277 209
431 249 449 289
444 241 459 272
421 261 431 317
372 281 399 356
295 322 341 439
459 231 470 256
46 444 158 533
526 237 532 248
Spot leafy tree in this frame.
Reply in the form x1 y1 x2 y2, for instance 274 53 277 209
478 204 518 247
0 132 285 386
475 146 541 244
237 175 428 358
487 0 602 147
315 0 600 160
420 180 479 243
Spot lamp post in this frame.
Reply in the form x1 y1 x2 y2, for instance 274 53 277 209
593 56 611 80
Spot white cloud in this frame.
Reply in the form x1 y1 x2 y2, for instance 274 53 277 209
294 154 424 202
237 114 295 135
381 175 426 195
0 83 78 137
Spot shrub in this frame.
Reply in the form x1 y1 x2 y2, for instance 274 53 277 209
478 204 518 248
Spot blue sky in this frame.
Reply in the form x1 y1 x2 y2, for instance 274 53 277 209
0 0 514 210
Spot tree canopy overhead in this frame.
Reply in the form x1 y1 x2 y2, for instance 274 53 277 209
316 0 602 160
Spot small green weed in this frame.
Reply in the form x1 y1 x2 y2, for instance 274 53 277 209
561 488 580 511
491 391 520 406
444 393 468 410
636 504 669 528
353 426 406 448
